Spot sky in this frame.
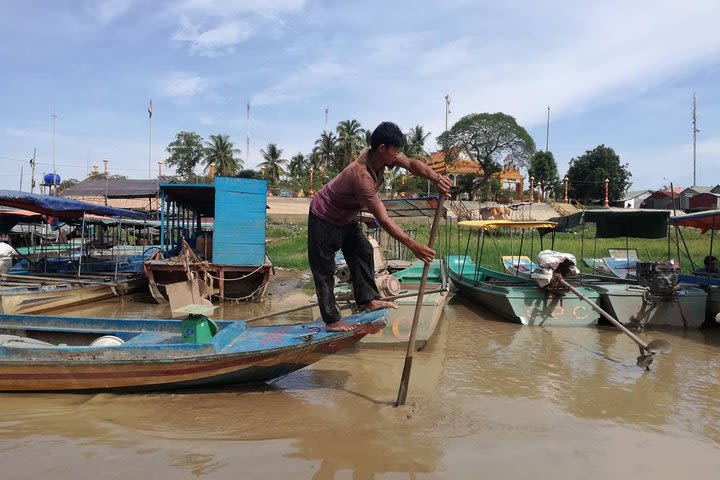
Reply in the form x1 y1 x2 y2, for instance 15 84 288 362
1 0 719 193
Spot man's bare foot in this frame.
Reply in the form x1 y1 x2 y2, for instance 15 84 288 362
325 320 358 332
363 299 398 312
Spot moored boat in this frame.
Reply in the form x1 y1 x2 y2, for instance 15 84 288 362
0 308 388 392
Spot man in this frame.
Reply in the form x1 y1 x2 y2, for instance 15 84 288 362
694 255 719 277
308 121 451 331
0 241 19 275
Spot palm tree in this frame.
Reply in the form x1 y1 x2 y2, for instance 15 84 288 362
288 152 308 180
363 130 372 148
336 119 365 167
203 134 242 177
404 125 431 159
258 143 287 186
314 131 338 170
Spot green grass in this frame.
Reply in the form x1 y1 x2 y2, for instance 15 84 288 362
265 219 718 274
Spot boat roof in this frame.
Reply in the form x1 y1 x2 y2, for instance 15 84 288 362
369 196 446 218
0 190 146 220
542 208 669 238
159 183 216 216
459 219 558 230
670 209 720 233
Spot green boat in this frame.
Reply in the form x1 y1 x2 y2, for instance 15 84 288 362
447 254 600 326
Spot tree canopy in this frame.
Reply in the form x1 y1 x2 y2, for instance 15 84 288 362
258 143 287 186
203 134 243 177
528 151 561 197
336 119 365 168
437 112 535 193
566 145 632 204
165 131 205 181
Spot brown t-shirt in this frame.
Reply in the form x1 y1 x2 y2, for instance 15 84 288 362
310 155 386 225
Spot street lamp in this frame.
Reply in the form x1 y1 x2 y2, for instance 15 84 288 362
563 176 568 203
604 178 609 208
309 164 314 197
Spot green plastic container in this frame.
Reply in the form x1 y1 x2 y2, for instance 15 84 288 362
181 314 218 343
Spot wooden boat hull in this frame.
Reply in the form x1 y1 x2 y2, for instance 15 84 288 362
144 260 272 303
0 310 388 392
0 276 145 315
312 260 449 348
447 255 600 326
592 283 707 329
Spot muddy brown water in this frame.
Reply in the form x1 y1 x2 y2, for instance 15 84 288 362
2 271 720 479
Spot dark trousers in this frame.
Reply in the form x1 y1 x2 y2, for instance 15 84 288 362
308 212 380 324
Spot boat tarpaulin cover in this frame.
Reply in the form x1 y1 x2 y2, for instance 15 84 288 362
0 190 146 220
670 209 720 233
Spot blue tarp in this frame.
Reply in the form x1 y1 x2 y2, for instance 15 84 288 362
0 190 146 220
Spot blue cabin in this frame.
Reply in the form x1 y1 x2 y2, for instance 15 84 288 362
145 177 272 302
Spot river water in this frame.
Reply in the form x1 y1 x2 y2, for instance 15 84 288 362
2 271 720 479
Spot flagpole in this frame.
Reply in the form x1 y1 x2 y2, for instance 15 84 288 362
148 100 152 179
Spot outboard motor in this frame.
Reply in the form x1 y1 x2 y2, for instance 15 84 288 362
636 261 679 296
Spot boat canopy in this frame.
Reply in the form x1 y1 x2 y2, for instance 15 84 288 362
541 208 669 239
366 196 446 218
159 183 215 217
458 219 558 230
670 209 720 233
0 190 146 220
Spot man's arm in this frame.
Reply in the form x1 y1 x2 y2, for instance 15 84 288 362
392 154 451 197
364 196 435 263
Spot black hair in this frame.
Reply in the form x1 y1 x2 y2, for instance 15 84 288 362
370 122 406 151
704 255 718 266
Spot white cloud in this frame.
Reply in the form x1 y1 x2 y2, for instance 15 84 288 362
173 18 252 56
162 73 206 97
90 0 137 24
252 61 346 106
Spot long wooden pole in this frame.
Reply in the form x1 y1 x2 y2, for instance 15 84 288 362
244 287 447 323
396 197 445 406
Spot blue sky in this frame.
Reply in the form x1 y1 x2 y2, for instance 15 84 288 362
1 0 719 192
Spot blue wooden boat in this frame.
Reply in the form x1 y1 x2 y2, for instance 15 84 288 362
0 309 388 392
144 177 272 303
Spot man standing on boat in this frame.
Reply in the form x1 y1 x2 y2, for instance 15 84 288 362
308 121 451 331
0 241 19 274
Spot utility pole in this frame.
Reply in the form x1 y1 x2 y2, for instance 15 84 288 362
246 101 251 166
692 92 699 186
545 106 550 151
19 166 23 191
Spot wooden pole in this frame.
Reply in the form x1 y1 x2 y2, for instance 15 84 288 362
396 197 445 406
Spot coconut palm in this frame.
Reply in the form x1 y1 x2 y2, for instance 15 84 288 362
203 134 242 177
404 125 431 159
314 131 337 170
336 119 365 167
288 152 308 180
258 143 287 186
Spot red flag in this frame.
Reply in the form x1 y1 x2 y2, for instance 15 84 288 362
148 100 152 118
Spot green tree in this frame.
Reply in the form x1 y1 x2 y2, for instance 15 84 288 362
235 169 262 179
566 145 632 204
437 112 535 195
165 131 205 181
258 143 287 186
203 134 242 177
404 125 431 158
528 151 561 198
288 152 309 180
56 178 79 194
336 119 365 167
314 131 338 171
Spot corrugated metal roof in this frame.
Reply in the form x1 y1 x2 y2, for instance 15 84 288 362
62 178 160 198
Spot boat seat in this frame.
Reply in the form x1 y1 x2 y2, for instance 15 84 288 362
122 331 179 345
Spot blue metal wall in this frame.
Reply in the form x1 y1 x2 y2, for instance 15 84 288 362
212 177 267 266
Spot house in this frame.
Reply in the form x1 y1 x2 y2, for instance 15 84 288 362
61 178 160 212
640 188 683 210
688 192 720 211
679 185 720 210
613 189 652 209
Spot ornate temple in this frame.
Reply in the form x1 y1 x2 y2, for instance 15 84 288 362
425 148 525 198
